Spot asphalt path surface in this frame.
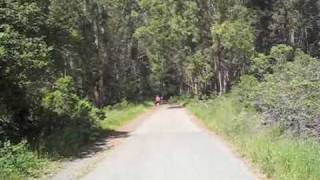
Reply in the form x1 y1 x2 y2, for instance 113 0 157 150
81 105 257 180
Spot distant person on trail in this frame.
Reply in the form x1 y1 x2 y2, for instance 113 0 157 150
155 95 161 106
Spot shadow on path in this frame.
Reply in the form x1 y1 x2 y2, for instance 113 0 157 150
75 129 130 159
167 105 184 109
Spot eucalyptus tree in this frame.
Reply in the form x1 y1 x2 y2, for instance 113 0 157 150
135 0 201 96
246 0 320 57
211 0 255 94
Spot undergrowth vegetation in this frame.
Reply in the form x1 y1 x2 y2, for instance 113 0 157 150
0 141 54 180
187 96 320 180
184 46 320 180
1 0 320 179
0 98 151 179
37 77 106 157
100 101 152 130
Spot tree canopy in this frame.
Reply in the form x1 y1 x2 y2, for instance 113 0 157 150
1 0 320 150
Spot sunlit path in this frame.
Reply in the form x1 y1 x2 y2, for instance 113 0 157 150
81 105 257 180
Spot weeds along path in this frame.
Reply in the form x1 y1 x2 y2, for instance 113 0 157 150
80 105 258 180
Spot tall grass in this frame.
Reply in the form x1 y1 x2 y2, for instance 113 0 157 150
187 96 320 180
0 141 55 180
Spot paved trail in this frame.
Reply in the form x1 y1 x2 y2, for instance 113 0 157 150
81 106 257 180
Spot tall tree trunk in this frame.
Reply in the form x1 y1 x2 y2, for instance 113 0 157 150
216 40 225 96
290 29 295 45
223 68 230 93
93 8 106 107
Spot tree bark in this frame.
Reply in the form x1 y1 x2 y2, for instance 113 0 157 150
216 39 225 96
93 6 106 107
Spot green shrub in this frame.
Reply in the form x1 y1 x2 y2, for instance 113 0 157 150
0 141 50 179
37 76 105 156
244 47 320 137
251 44 294 80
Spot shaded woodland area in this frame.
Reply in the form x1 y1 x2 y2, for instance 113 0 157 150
0 0 320 177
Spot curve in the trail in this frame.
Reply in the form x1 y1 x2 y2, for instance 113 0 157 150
81 105 257 180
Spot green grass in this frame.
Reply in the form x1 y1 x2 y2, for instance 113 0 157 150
0 141 57 180
100 101 152 130
186 96 320 180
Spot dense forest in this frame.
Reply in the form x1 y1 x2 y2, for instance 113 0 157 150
0 0 320 178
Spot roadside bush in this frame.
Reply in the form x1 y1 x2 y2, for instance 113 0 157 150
37 76 105 156
239 46 320 137
251 44 294 80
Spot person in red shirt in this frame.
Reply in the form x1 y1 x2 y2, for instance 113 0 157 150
155 95 161 106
